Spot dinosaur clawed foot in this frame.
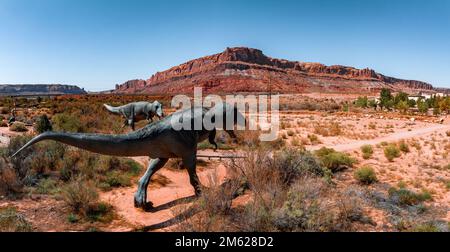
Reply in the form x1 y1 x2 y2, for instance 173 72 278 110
134 191 154 211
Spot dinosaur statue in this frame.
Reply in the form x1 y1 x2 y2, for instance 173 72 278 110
11 103 245 210
103 101 164 130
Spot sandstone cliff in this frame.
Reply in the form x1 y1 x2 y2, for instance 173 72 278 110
114 47 438 95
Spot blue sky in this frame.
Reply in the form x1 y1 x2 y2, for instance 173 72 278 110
0 0 449 91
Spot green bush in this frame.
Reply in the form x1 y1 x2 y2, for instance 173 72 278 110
384 144 401 162
399 141 410 153
52 113 84 132
360 145 373 159
34 114 52 133
354 166 377 185
388 187 433 206
273 148 330 184
315 147 356 172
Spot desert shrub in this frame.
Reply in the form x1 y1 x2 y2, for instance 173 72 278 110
314 122 342 137
286 130 295 137
4 135 38 188
290 137 301 147
34 178 59 195
399 141 410 153
61 176 113 222
0 207 33 232
52 113 84 132
272 178 335 231
384 144 401 162
272 148 331 184
0 107 9 114
67 213 79 223
354 96 368 108
0 158 23 197
315 147 356 172
34 114 52 133
0 121 7 127
307 134 321 145
409 222 442 232
61 177 99 215
354 166 377 185
103 171 132 188
236 130 260 148
9 122 28 132
360 145 373 159
85 202 114 223
388 187 432 206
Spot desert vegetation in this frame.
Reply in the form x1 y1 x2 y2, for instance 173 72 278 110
0 93 449 232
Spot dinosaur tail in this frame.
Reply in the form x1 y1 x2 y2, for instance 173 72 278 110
11 131 147 158
103 104 121 114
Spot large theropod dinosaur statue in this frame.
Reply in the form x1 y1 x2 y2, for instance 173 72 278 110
11 103 245 210
103 101 164 130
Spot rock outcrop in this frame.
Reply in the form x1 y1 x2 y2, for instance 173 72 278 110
0 84 87 96
114 47 439 94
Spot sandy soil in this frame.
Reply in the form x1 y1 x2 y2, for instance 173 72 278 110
100 152 230 231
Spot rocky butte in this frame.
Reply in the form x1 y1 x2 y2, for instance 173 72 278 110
0 84 87 96
114 47 441 95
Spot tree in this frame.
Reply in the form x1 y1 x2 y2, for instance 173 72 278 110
417 99 429 114
438 97 450 114
379 88 393 110
407 99 416 108
396 100 409 114
394 92 409 105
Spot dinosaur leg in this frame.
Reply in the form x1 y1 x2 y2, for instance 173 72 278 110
208 129 218 151
183 154 202 196
134 158 168 210
129 118 135 131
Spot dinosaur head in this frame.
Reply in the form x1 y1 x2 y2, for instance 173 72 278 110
152 101 164 118
206 102 246 139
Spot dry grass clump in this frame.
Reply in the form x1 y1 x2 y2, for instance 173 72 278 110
384 144 401 162
0 207 33 232
313 122 342 137
307 134 321 145
9 122 28 132
360 145 374 159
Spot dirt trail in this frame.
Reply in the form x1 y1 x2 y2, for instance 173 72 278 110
308 123 448 152
100 152 229 231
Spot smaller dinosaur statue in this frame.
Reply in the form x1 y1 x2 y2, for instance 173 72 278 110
8 108 16 126
104 101 164 130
